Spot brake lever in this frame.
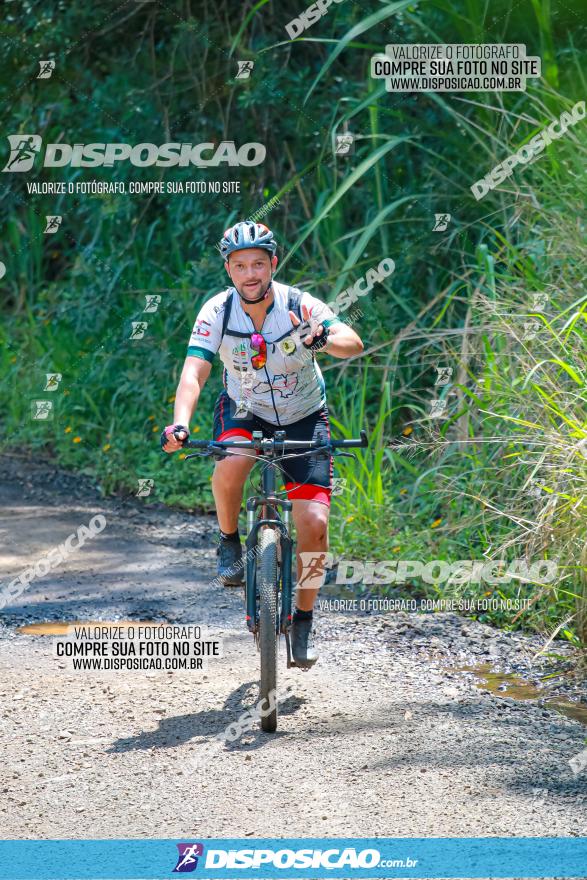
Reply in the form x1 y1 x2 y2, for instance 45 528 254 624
334 451 358 462
184 443 229 461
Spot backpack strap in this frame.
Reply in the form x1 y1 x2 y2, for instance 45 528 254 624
220 290 234 340
221 285 305 345
287 286 303 322
219 289 253 341
269 286 306 345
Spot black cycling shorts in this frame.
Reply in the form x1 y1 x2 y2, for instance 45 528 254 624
212 390 333 505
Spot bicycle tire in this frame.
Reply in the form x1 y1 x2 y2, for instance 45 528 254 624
258 526 279 733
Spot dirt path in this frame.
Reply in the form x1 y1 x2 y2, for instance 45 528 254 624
0 453 585 841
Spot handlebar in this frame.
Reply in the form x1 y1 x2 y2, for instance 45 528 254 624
180 429 368 457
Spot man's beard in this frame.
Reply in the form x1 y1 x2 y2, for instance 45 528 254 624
235 277 272 303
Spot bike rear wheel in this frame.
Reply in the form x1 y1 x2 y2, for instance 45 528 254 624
258 526 279 732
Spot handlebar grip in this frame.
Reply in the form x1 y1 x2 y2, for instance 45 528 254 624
330 430 369 449
183 439 214 449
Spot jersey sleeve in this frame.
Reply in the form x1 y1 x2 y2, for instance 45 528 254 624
299 291 342 330
186 294 225 363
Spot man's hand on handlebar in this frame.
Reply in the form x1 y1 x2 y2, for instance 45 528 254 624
160 423 190 454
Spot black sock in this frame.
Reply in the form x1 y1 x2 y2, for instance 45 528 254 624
220 528 240 543
293 607 313 622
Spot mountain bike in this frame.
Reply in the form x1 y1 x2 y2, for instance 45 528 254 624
181 428 368 732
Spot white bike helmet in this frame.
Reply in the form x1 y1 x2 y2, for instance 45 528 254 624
219 221 277 260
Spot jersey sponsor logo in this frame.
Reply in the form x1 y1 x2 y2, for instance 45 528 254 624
278 337 297 355
231 342 249 370
193 319 211 337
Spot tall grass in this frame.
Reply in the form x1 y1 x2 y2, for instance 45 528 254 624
384 92 587 646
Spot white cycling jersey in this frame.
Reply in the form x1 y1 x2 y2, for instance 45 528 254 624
187 280 341 425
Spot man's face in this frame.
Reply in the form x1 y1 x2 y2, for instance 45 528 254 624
225 248 278 301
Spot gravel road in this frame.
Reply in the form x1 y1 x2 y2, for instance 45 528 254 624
0 452 585 845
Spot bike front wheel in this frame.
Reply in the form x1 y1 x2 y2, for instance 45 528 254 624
258 526 279 732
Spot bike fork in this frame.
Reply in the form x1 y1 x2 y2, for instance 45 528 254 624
279 502 296 668
244 495 294 641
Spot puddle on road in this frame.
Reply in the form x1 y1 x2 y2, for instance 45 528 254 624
457 662 587 726
17 620 159 636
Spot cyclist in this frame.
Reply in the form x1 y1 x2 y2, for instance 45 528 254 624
161 221 363 668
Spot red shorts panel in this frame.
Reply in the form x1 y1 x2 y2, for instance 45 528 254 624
217 428 253 442
284 482 331 506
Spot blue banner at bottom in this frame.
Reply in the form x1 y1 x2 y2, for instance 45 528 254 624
0 838 585 879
